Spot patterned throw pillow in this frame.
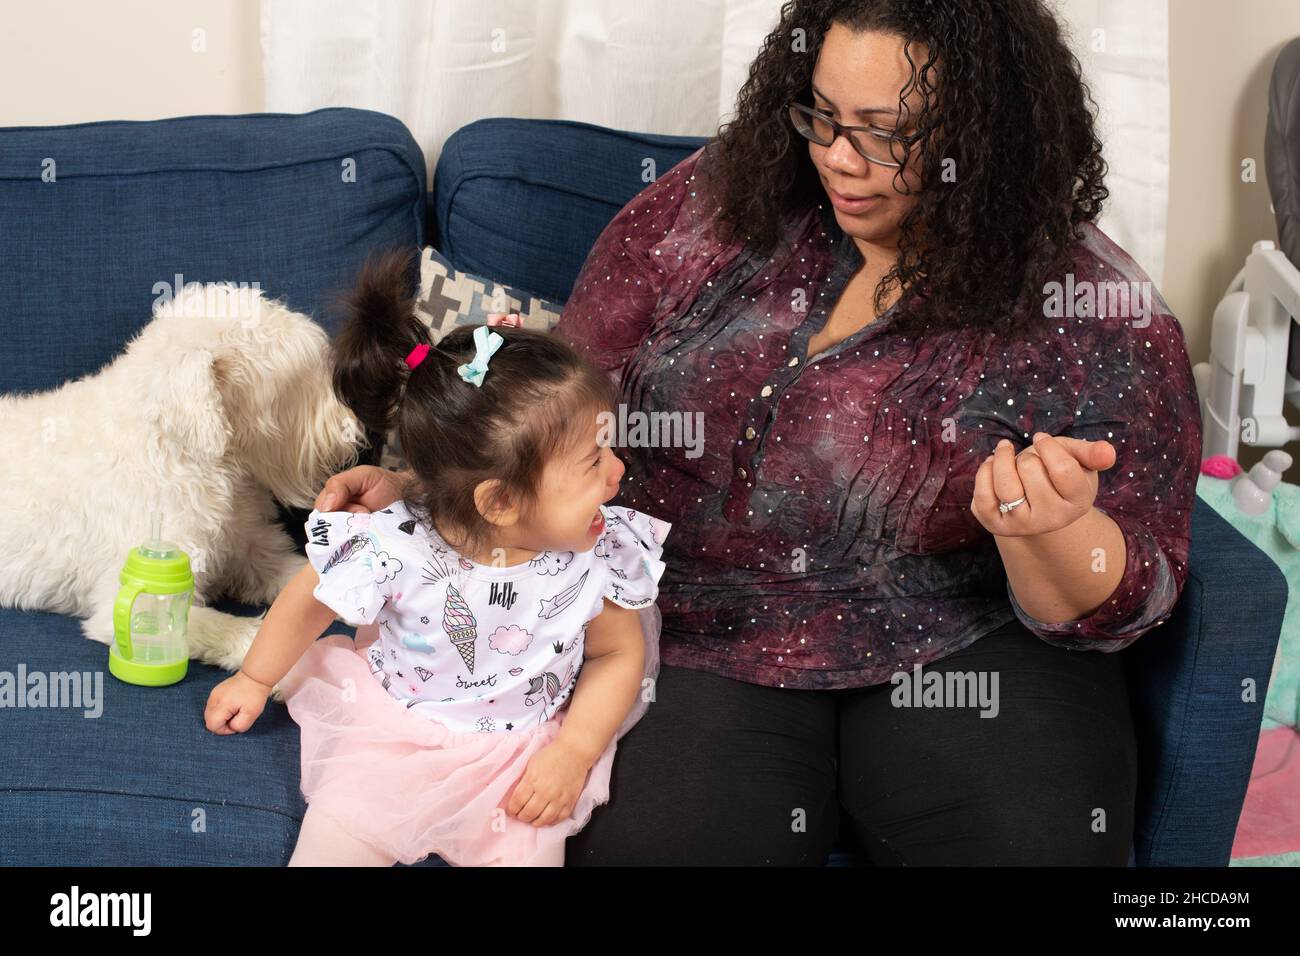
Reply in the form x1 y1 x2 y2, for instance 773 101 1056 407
377 247 564 471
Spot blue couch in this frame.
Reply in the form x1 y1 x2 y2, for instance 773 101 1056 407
0 108 1286 866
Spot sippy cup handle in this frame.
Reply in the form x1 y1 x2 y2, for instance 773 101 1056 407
114 579 144 660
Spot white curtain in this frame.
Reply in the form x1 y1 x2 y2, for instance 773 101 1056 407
1053 0 1170 288
262 0 1169 284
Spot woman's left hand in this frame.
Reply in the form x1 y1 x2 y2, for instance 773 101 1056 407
971 431 1116 538
505 740 590 827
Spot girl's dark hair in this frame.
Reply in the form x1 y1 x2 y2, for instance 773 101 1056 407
328 247 616 559
700 0 1108 339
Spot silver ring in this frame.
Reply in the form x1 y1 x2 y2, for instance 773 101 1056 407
997 495 1027 514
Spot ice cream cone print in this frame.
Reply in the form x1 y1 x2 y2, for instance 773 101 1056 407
442 584 478 673
450 629 476 672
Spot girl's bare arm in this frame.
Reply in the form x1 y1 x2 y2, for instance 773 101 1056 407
240 562 340 689
551 599 646 767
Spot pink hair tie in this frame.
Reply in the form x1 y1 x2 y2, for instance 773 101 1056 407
405 343 431 369
486 312 524 328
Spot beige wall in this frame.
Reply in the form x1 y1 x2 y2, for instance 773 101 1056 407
4 0 1299 458
1168 0 1297 362
1167 0 1300 469
1 0 263 125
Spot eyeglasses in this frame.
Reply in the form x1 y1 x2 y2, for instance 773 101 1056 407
787 101 921 169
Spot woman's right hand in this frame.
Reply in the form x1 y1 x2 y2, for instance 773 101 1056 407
314 465 404 514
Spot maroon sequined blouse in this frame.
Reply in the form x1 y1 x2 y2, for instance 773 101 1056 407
554 146 1202 690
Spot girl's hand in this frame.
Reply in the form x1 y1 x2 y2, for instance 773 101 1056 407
971 432 1116 538
505 740 592 827
204 671 272 735
314 465 405 514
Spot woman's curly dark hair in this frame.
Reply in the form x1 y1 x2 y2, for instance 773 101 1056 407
699 0 1109 340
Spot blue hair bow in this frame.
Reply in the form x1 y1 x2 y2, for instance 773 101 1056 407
457 325 505 388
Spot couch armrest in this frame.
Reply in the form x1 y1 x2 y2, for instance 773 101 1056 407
1123 494 1287 866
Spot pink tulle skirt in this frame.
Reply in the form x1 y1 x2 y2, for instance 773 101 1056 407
278 606 660 867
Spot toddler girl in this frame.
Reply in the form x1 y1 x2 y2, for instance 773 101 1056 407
203 249 671 867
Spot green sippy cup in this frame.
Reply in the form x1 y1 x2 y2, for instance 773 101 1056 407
110 511 194 686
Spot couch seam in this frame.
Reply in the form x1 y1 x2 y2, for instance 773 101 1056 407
0 786 305 823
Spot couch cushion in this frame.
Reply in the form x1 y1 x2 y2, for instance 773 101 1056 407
431 118 706 304
0 600 450 866
0 107 426 396
0 601 305 865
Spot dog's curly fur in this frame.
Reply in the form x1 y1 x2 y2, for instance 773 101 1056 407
0 282 366 683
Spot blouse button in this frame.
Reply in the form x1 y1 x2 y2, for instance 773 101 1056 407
744 426 756 440
737 466 748 480
760 385 773 397
788 357 800 367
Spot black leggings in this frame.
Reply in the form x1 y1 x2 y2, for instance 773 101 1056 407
566 615 1138 865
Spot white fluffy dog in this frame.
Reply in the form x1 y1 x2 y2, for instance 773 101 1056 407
0 282 366 679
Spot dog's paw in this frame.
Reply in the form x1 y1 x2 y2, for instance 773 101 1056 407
269 683 286 704
79 619 115 647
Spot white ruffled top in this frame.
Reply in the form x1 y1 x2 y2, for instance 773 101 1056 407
302 500 671 734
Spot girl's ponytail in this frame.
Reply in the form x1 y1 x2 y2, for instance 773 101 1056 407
329 247 426 438
326 244 617 560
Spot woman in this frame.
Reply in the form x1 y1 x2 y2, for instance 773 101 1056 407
318 0 1200 865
